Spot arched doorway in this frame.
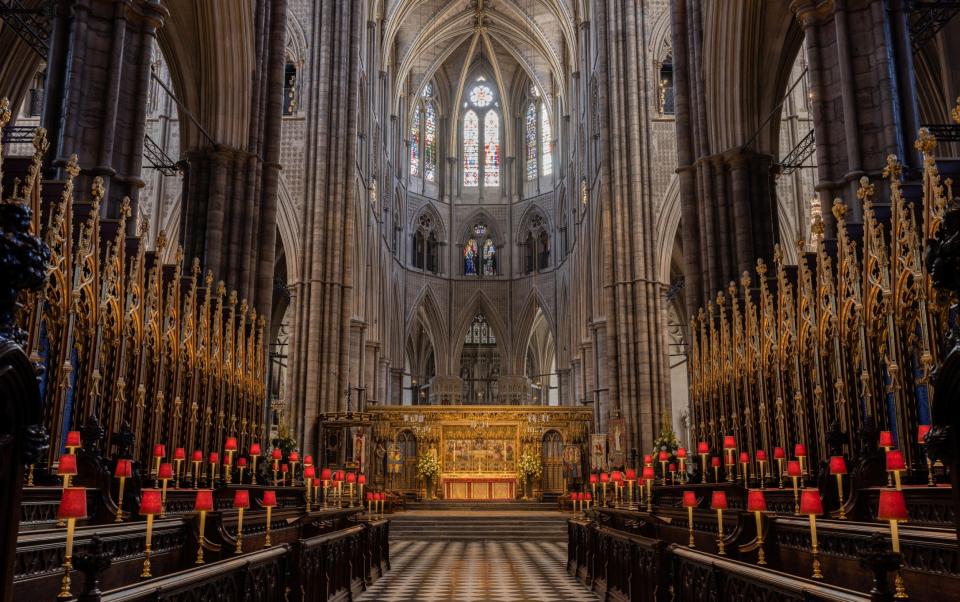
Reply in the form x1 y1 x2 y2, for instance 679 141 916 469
396 430 418 491
541 430 564 493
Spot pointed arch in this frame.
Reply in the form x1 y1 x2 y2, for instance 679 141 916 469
406 285 449 372
451 289 512 372
512 288 556 374
655 175 681 284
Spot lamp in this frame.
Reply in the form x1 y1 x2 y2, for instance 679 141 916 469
158 462 173 518
878 489 910 599
304 466 316 511
347 471 357 505
194 489 213 564
272 448 282 484
682 490 697 548
773 447 786 488
114 459 132 523
152 444 166 487
237 457 248 484
710 456 721 483
669 463 677 485
756 450 768 487
787 460 802 514
56 487 87 599
642 466 655 512
589 472 598 499
224 437 238 484
880 431 895 486
799 489 824 579
288 451 300 483
723 436 736 482
710 491 728 555
697 442 710 483
358 473 367 507
584 491 592 511
643 454 653 467
658 450 669 485
58 453 78 488
249 442 261 483
918 425 934 487
262 490 277 548
321 468 332 507
65 430 81 454
233 489 250 554
829 456 848 519
192 450 203 488
367 491 375 515
281 463 289 486
209 452 219 484
747 490 767 565
677 447 688 483
739 451 750 485
139 489 163 577
173 447 186 488
886 450 906 490
625 468 636 505
794 443 807 476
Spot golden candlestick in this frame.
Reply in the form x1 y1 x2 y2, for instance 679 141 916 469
251 456 258 483
791 476 799 514
264 505 273 547
196 510 207 564
224 452 234 484
754 511 766 565
56 517 76 599
160 479 169 518
700 454 708 483
238 465 245 484
153 456 161 488
115 477 126 523
835 474 847 520
235 507 245 554
174 459 183 489
809 514 823 579
679 458 686 483
725 450 734 482
646 479 652 513
27 464 35 487
192 461 201 488
687 507 695 548
660 461 667 485
142 513 154 578
758 460 766 486
305 478 313 511
716 508 726 555
741 462 749 485
777 459 784 489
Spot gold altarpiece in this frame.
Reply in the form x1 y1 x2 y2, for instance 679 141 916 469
369 406 592 499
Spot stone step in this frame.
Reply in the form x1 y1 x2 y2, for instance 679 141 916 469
389 509 570 542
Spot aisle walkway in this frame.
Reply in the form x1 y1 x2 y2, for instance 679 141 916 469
357 540 597 601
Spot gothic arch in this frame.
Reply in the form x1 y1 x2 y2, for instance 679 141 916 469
511 289 556 374
410 202 447 242
655 175 681 285
450 290 512 373
277 174 302 284
515 205 551 244
458 209 503 244
406 286 449 372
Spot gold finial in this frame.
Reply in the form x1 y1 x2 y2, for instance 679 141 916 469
952 96 960 125
883 154 902 180
205 270 214 288
229 290 238 306
175 245 184 264
756 258 768 278
65 154 80 179
796 239 806 255
831 198 846 223
915 127 937 155
119 197 132 221
773 244 783 265
32 127 49 154
716 290 726 308
249 308 257 324
216 281 226 297
856 176 875 204
156 229 168 252
728 281 737 298
91 176 105 203
0 97 11 130
191 257 201 276
740 270 751 289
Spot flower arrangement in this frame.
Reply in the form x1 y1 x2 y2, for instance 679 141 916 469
517 449 543 481
416 451 441 480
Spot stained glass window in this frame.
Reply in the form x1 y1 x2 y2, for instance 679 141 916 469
483 110 500 186
465 314 496 344
525 102 538 181
424 102 437 182
540 102 553 176
482 239 497 275
422 82 433 98
464 238 479 275
469 84 493 107
463 110 479 187
530 84 540 98
409 106 421 177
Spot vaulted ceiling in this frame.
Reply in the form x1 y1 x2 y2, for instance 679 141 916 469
382 0 578 117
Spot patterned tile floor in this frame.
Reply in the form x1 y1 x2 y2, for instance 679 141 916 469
357 540 598 601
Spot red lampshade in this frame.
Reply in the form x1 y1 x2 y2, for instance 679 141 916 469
153 444 166 458
366 492 374 501
281 464 289 473
787 460 802 477
140 490 163 515
756 450 768 462
233 489 250 509
644 454 653 465
194 489 214 512
917 425 931 445
659 450 670 462
304 455 314 466
739 452 750 464
358 474 366 485
58 453 78 476
711 456 721 468
682 491 698 508
334 470 344 481
59 487 88 519
238 457 248 468
642 466 655 481
611 471 622 482
710 491 728 510
589 473 598 484
224 437 238 452
799 489 823 515
829 456 847 475
174 447 186 461
747 490 767 512
600 472 609 483
262 490 278 508
66 431 81 448
773 447 786 459
158 463 174 480
723 435 736 450
346 472 356 483
209 452 219 464
677 447 688 459
304 466 316 479
584 492 592 501
192 450 203 462
115 459 133 479
877 489 908 522
249 443 261 456
879 431 895 448
886 450 906 472
794 443 807 457
289 451 300 463
625 468 636 480
697 441 710 454
669 463 677 472
271 448 282 460
321 468 332 480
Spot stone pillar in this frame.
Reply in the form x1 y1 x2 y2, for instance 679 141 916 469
43 0 167 217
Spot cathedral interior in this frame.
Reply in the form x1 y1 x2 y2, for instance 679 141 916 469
2 0 960 600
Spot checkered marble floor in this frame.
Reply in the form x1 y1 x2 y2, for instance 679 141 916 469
358 540 598 602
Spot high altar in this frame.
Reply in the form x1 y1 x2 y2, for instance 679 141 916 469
369 406 592 499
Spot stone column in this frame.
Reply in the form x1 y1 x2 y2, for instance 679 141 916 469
43 0 167 217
